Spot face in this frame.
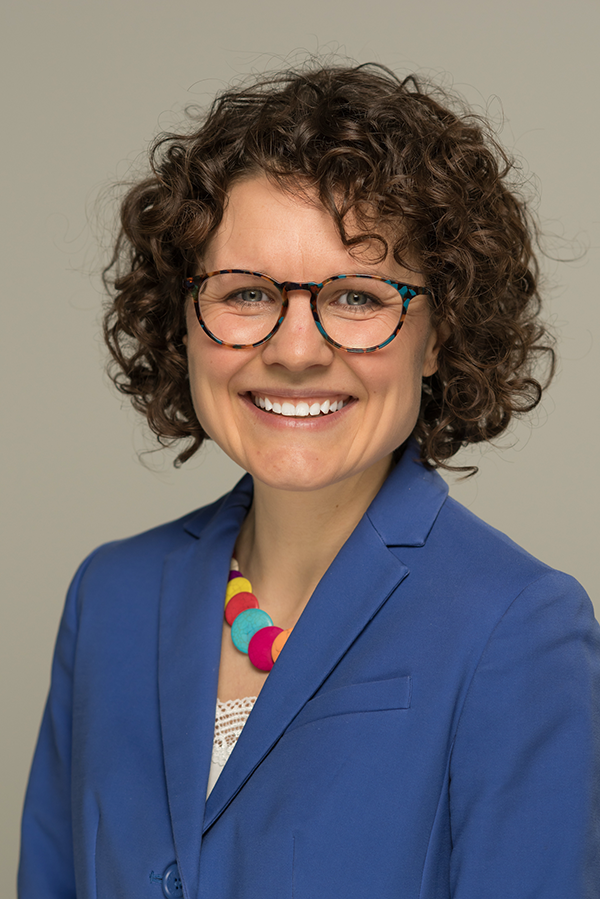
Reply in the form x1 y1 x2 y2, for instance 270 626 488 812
185 174 442 495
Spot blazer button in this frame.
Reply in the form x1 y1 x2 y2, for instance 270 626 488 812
162 862 183 898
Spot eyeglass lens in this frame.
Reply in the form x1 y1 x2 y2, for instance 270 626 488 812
197 272 410 349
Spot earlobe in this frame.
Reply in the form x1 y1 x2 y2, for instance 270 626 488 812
422 321 448 377
423 345 442 376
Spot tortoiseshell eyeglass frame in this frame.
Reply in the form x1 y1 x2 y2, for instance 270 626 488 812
182 270 432 354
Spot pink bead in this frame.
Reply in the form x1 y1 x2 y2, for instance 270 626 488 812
224 591 259 625
248 626 283 672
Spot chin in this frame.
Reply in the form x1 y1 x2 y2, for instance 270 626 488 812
245 451 348 493
247 447 393 495
252 467 342 493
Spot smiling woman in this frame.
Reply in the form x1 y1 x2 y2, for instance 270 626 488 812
183 175 441 498
19 63 600 899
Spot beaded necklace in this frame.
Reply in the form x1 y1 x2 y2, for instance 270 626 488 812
225 559 292 671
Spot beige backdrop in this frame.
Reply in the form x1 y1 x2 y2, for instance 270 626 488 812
2 0 599 888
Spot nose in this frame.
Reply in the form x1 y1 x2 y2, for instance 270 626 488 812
260 289 334 371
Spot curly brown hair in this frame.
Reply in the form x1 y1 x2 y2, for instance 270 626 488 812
103 61 554 473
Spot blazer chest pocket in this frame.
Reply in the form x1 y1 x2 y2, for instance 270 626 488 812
286 675 412 734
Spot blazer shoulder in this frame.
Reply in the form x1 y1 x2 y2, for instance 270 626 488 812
436 494 554 573
418 493 594 626
72 487 240 594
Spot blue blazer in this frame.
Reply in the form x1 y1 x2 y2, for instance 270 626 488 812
19 446 600 898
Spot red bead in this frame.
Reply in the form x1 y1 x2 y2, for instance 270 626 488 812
224 591 259 625
248 626 283 672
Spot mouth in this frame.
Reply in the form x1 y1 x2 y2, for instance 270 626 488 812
250 393 353 418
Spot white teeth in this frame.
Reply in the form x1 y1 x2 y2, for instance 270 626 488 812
253 395 347 416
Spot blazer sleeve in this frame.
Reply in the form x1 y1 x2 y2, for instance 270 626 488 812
18 549 102 899
448 571 600 898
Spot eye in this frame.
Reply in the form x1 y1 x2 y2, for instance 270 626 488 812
336 290 381 308
234 288 270 303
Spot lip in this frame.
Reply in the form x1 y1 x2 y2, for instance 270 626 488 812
247 388 351 400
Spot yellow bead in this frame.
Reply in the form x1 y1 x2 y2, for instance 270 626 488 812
225 577 252 606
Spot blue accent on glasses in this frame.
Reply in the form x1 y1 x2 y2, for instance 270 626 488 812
183 270 432 353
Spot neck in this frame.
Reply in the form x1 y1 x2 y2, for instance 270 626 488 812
234 455 392 628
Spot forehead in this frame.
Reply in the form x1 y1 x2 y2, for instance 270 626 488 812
204 174 405 279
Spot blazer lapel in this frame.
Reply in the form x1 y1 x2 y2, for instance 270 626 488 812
203 512 409 831
158 483 250 899
159 442 449 874
202 444 448 832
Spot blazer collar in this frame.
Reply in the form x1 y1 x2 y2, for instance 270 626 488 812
366 440 448 547
181 438 448 548
182 472 253 540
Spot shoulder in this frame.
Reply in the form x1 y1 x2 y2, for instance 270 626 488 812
381 466 596 647
68 475 252 606
80 498 220 573
372 448 593 627
430 494 597 651
422 483 559 576
435 493 551 573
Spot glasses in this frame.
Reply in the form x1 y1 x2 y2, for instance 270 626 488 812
183 270 432 354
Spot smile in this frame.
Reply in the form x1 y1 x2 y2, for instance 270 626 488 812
251 394 351 417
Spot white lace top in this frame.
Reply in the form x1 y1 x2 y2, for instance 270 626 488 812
206 696 257 797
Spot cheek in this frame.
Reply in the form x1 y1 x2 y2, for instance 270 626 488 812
361 341 426 403
185 329 253 438
185 337 224 433
356 334 430 439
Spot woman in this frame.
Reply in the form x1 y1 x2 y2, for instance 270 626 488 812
19 63 600 898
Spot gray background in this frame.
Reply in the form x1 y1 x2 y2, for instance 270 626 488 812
2 0 599 888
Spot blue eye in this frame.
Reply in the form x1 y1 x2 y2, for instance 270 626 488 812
335 290 384 309
339 291 370 306
237 289 268 303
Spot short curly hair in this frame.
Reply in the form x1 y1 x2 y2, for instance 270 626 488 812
103 61 554 473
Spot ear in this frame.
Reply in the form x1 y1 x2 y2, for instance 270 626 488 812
422 320 449 377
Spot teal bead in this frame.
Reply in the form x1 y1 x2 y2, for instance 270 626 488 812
231 608 273 653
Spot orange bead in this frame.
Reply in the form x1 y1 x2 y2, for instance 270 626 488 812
271 628 292 662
